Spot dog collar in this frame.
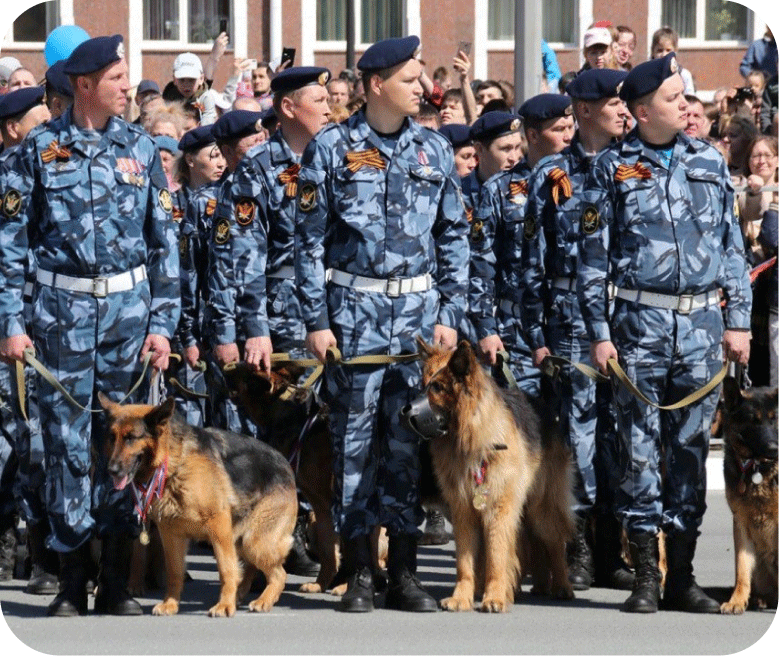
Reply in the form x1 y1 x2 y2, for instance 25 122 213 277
131 456 168 523
737 457 764 488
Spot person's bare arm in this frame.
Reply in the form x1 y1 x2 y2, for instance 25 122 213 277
453 51 477 124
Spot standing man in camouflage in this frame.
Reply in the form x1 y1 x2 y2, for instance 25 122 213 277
522 70 633 592
295 36 468 612
471 95 574 394
577 53 752 613
0 35 180 617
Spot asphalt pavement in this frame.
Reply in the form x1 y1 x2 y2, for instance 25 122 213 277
1 461 777 655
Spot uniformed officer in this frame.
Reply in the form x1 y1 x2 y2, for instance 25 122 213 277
295 35 468 612
0 86 58 594
171 126 226 427
438 123 476 178
577 52 752 613
521 70 633 592
0 35 180 617
471 94 574 394
43 60 74 120
203 109 266 436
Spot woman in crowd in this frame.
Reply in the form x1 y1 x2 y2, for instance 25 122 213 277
722 114 759 178
736 135 779 264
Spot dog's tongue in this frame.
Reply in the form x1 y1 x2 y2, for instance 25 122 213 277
113 475 130 491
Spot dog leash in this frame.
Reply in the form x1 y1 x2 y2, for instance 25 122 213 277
540 355 608 383
16 347 154 419
165 353 210 399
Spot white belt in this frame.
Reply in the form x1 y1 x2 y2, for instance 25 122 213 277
37 265 147 298
608 283 720 314
327 269 433 297
552 277 575 292
267 265 295 279
497 298 521 318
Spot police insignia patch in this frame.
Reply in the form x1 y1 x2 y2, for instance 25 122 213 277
470 219 484 243
298 183 317 212
669 56 678 73
524 216 537 240
318 71 329 86
158 189 173 213
235 199 256 226
214 218 231 244
581 206 600 234
2 189 22 218
179 235 189 259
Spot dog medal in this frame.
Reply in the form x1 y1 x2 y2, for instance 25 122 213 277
473 485 488 511
140 522 150 546
752 471 763 485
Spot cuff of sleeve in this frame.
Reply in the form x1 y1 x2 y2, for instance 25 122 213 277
527 327 546 351
724 308 752 331
436 307 460 331
213 322 237 344
588 322 611 343
242 320 270 339
0 318 26 340
475 317 498 341
148 321 175 340
305 313 331 333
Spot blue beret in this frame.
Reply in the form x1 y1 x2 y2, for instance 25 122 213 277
438 123 472 148
178 125 216 152
469 111 521 142
565 69 628 100
211 109 264 143
63 35 124 76
137 79 160 95
271 66 331 94
357 35 420 72
0 86 46 120
619 52 679 103
154 135 180 154
45 60 74 98
260 106 277 128
517 94 572 123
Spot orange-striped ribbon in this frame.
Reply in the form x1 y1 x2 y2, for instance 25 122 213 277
509 179 528 198
278 164 301 198
749 256 777 284
465 207 474 223
205 198 217 217
345 148 385 173
172 206 185 222
40 140 71 163
614 162 652 182
548 167 572 205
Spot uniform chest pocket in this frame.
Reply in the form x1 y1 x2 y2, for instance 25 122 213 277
616 179 658 229
39 166 86 219
685 170 724 221
333 167 383 224
406 166 445 233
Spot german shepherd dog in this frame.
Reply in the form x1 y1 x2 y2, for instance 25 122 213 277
719 378 778 614
415 340 575 612
99 393 298 617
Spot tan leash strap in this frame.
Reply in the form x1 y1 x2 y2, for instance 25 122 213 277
15 360 27 421
166 353 209 398
495 350 519 390
22 347 153 414
541 355 609 383
607 358 726 411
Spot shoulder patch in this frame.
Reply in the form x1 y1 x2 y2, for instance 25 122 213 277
158 188 173 213
2 189 23 218
298 183 317 212
235 198 256 226
581 206 600 235
469 219 484 243
214 217 231 245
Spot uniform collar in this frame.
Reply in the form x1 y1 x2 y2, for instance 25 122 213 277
347 109 417 159
56 107 129 151
269 129 297 166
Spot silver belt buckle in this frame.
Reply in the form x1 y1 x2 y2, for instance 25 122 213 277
386 278 401 297
676 294 693 314
92 277 109 298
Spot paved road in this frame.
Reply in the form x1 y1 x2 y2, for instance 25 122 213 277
1 486 776 655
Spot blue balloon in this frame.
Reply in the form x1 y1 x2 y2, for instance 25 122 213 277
44 25 91 66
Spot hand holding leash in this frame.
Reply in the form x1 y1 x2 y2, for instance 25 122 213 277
306 329 338 364
532 346 552 369
590 339 618 376
0 333 34 365
433 324 457 350
478 334 504 366
141 334 171 371
723 330 751 367
244 335 272 373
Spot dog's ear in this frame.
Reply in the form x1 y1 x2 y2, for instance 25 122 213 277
97 391 117 413
145 396 176 430
448 341 474 378
721 377 743 411
416 335 435 360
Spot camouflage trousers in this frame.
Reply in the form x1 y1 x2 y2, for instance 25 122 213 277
166 341 207 428
323 285 436 540
610 301 723 536
491 307 541 397
547 294 619 517
204 351 258 438
32 284 149 552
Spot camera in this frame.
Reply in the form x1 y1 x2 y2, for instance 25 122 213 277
733 86 756 103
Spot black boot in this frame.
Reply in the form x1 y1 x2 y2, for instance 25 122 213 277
25 521 59 595
592 513 634 590
93 534 142 615
567 515 594 591
385 534 438 612
0 520 17 581
419 509 449 545
284 514 321 577
47 544 89 617
339 534 374 613
662 530 720 613
622 532 661 613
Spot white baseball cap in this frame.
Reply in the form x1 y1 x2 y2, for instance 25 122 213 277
173 52 203 79
0 56 22 84
583 27 612 49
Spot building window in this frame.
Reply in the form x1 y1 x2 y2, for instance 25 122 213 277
661 0 751 42
360 0 403 44
487 0 576 45
318 0 346 41
10 1 59 43
144 0 230 44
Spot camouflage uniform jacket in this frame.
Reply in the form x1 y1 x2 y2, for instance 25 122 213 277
0 108 180 339
577 129 752 343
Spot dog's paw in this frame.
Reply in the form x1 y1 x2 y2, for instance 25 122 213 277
248 598 274 613
329 583 347 596
552 584 575 600
208 602 236 617
152 599 179 616
440 596 473 612
720 599 747 615
479 597 510 613
299 582 324 594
